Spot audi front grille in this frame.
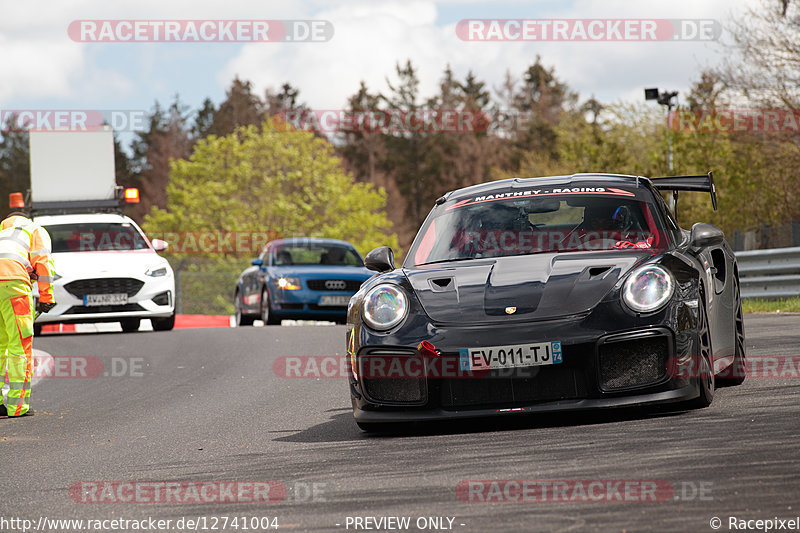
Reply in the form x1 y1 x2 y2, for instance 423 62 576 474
306 279 363 291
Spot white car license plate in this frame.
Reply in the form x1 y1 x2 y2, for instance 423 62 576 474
459 341 563 371
83 293 128 306
318 295 351 307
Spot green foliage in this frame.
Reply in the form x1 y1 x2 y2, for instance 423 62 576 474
145 118 398 256
742 298 800 314
142 118 399 314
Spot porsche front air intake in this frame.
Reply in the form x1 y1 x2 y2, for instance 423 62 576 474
598 335 670 391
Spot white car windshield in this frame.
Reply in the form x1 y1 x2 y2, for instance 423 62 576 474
46 222 150 252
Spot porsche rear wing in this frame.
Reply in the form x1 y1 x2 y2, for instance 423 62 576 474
649 171 717 213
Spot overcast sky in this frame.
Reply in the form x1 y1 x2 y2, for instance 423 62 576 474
0 0 756 138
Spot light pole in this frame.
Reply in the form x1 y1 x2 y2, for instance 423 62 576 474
644 88 679 173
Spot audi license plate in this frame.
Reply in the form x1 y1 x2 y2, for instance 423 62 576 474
459 341 563 371
83 293 128 306
318 295 351 307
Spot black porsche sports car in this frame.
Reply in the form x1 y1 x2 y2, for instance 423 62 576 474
346 172 746 431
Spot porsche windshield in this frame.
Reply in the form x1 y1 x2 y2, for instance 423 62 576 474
409 189 667 265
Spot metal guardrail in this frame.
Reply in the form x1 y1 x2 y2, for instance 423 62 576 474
736 247 800 299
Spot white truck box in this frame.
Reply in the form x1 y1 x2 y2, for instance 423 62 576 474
29 126 117 204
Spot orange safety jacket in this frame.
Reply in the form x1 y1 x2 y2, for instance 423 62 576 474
0 215 56 303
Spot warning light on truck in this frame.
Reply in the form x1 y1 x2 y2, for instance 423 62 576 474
9 192 24 209
124 188 140 203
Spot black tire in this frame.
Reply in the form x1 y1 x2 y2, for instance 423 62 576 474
120 318 141 333
235 291 254 327
261 288 280 325
152 313 176 331
690 290 715 408
718 276 746 385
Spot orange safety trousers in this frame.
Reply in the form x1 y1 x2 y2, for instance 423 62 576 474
0 280 34 416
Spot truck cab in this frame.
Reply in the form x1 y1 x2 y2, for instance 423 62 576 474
19 126 176 333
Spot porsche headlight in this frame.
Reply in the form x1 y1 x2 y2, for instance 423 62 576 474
622 265 674 313
363 284 408 330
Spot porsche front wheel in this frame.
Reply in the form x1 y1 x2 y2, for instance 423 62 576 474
691 290 715 408
718 276 747 386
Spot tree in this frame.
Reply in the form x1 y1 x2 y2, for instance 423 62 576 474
265 82 306 115
144 118 399 314
192 98 217 140
208 77 265 137
144 117 398 258
714 0 800 229
124 97 194 222
0 116 30 210
380 60 428 229
513 57 577 162
720 0 800 109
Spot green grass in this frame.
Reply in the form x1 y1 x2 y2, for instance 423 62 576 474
742 298 800 313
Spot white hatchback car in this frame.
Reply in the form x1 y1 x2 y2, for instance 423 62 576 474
33 213 175 333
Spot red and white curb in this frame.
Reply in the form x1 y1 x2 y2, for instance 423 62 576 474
37 316 339 334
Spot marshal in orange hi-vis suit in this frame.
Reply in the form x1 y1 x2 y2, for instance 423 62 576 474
0 214 56 417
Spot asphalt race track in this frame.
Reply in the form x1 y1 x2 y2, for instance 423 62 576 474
1 314 799 533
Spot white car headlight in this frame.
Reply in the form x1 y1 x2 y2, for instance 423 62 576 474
622 264 674 313
145 266 168 277
363 284 408 330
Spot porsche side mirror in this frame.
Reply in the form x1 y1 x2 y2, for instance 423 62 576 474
689 223 724 253
364 246 395 272
251 258 263 266
151 239 168 252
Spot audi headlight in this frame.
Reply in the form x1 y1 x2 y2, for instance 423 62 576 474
363 284 408 330
145 266 168 277
277 277 301 290
622 264 674 313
